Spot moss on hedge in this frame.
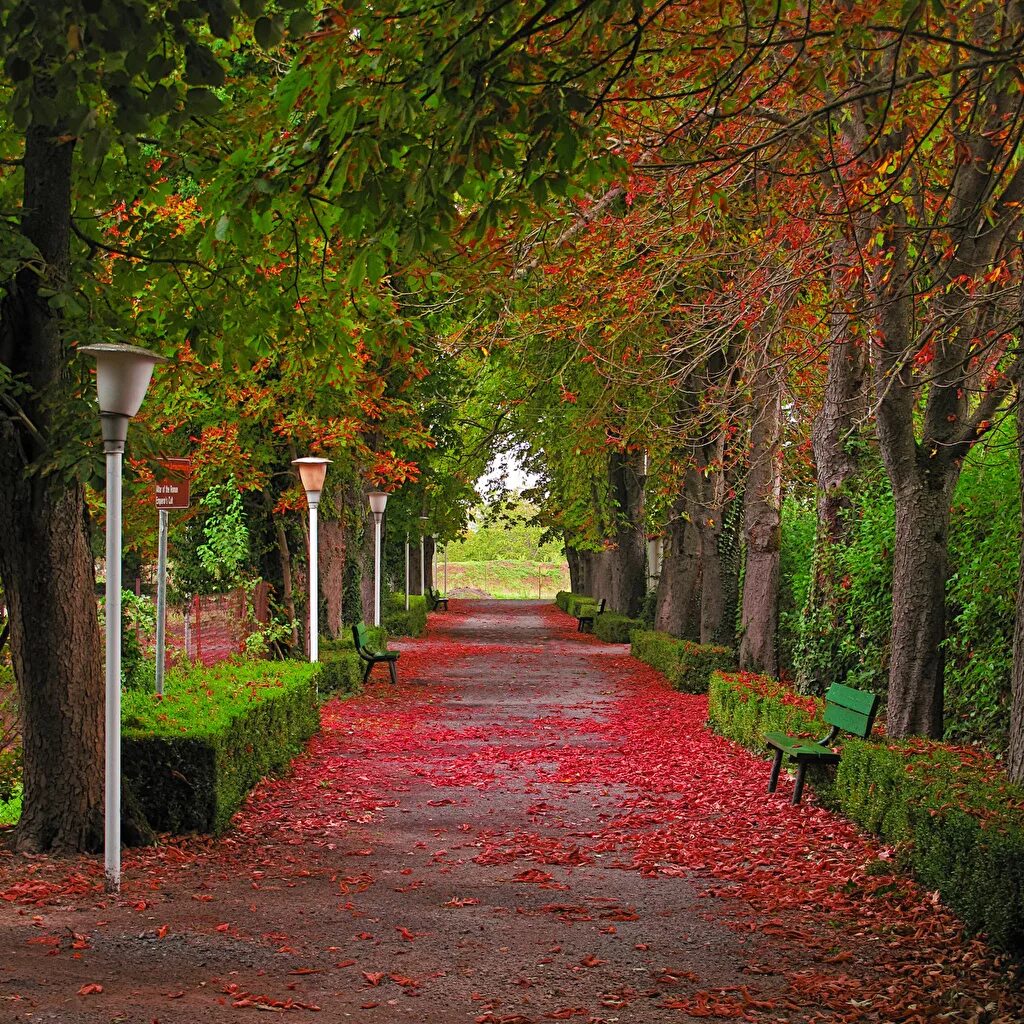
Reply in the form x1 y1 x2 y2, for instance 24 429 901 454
707 670 1024 955
122 661 321 835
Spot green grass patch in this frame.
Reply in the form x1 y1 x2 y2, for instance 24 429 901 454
444 560 570 599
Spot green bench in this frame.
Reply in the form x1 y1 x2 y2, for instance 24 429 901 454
426 586 449 612
576 598 606 632
765 682 878 805
352 623 399 685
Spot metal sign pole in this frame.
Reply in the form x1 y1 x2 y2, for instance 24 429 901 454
155 509 168 695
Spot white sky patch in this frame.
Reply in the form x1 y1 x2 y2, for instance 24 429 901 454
477 451 538 497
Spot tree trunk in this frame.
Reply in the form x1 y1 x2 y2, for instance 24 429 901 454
0 123 105 852
424 536 435 592
1008 395 1024 783
319 516 346 639
738 358 783 676
608 449 646 617
653 487 702 639
886 475 956 737
565 546 582 592
797 243 869 691
263 490 299 648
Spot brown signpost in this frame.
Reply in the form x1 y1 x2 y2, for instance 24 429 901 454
155 457 191 510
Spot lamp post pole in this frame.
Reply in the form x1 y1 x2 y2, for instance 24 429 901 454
293 458 331 662
368 492 389 627
404 531 410 611
81 343 167 893
419 515 428 596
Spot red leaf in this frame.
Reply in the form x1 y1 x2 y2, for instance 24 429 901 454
78 983 103 996
362 972 386 986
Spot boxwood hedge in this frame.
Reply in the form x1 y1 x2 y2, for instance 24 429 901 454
707 670 1024 955
594 613 642 644
631 631 736 693
122 661 321 835
383 593 428 637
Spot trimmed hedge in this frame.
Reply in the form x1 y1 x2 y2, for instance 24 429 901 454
555 591 573 612
383 593 428 637
122 661 321 835
316 649 364 697
567 594 598 617
594 613 642 644
708 670 1024 955
632 631 736 693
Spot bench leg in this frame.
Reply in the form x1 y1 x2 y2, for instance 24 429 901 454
792 763 808 805
362 659 373 684
388 661 398 686
767 748 784 793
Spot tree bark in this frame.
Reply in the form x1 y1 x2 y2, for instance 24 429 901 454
565 546 582 592
0 123 105 852
608 449 646 617
319 515 346 639
653 485 702 639
885 475 956 737
738 357 783 676
1008 395 1024 783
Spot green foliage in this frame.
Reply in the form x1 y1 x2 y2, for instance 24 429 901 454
383 593 428 637
0 783 22 827
566 594 597 617
98 589 157 691
708 671 1024 955
632 632 736 694
555 591 572 612
447 501 564 561
122 660 320 834
445 561 569 599
943 433 1019 745
593 613 642 644
316 650 364 698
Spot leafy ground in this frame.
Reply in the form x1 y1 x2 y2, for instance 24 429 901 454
0 600 1021 1022
442 560 570 599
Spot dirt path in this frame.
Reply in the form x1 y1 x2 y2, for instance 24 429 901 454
1 600 1021 1022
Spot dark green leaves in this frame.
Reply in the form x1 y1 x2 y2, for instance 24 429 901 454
185 42 226 87
254 15 285 49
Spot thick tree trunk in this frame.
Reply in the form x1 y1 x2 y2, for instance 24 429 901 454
263 490 299 648
565 546 582 592
1009 396 1024 783
319 516 346 639
739 358 783 676
653 486 701 639
608 449 646 617
797 247 869 691
424 536 435 592
0 124 105 852
886 476 956 737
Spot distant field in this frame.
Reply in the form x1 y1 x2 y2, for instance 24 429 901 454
439 560 570 600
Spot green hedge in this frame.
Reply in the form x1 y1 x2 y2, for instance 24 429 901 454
632 632 736 693
122 661 321 835
555 591 572 612
708 670 1024 955
567 594 598 617
594 613 642 644
383 593 427 637
316 649 364 697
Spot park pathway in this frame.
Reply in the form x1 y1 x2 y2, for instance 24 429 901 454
0 600 1021 1022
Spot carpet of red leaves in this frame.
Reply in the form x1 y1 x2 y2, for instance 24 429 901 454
0 599 1021 1022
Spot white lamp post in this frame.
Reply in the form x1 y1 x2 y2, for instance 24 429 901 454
419 515 429 596
368 491 389 626
81 343 167 893
404 531 410 611
293 457 330 663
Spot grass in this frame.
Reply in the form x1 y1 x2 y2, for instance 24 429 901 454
441 560 570 599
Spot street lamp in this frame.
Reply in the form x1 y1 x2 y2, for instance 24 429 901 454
368 491 389 626
419 515 429 596
404 530 410 611
81 342 167 893
292 457 331 663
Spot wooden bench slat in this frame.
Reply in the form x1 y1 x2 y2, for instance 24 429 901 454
823 702 874 738
824 682 878 715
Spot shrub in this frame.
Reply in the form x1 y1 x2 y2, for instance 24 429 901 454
316 650 364 697
555 591 572 612
122 660 320 834
631 633 736 693
671 641 737 694
593 613 642 644
567 594 597 617
383 593 427 637
708 670 1024 955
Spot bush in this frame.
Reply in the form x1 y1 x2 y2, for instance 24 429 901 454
122 660 320 834
631 632 736 693
593 613 642 644
567 594 598 617
383 593 427 637
316 650 364 697
555 591 572 612
707 670 1024 955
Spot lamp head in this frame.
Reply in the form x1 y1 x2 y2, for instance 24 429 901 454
368 490 389 521
292 457 331 506
80 343 168 451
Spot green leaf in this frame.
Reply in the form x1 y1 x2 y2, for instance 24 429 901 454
287 10 316 36
184 88 223 116
254 15 284 48
185 42 226 87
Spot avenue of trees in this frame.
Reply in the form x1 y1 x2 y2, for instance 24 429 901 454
0 0 1022 853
